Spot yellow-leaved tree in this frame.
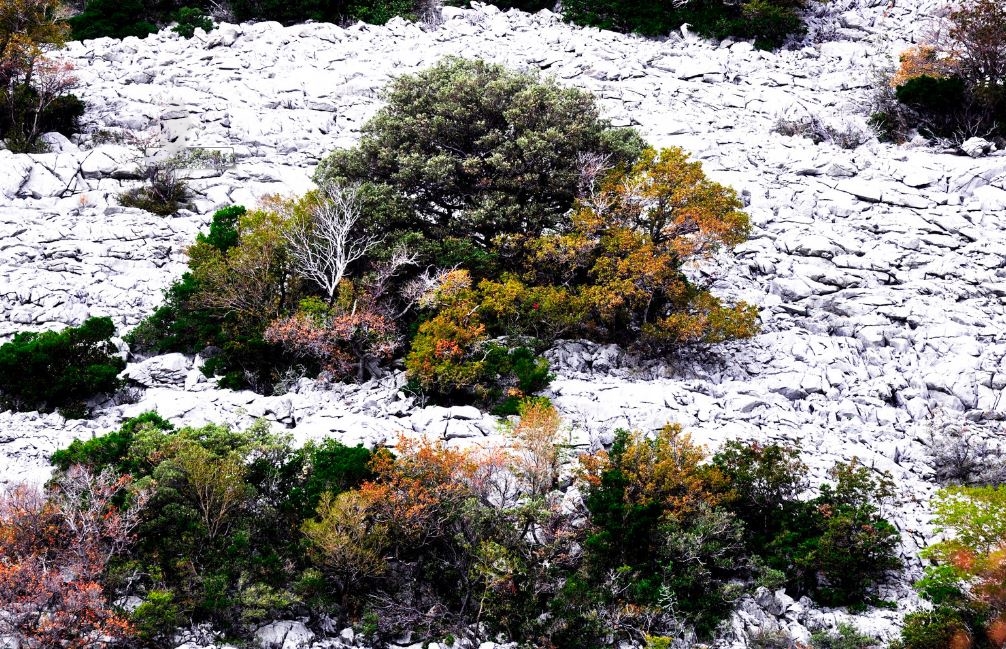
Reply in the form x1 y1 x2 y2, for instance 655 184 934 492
0 0 76 152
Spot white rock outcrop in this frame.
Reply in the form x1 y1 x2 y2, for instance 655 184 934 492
0 0 1000 643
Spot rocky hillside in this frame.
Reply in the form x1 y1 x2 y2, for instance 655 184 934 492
3 0 1006 643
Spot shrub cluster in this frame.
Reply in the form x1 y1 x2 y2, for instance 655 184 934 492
896 485 1006 649
67 0 425 40
65 0 813 48
50 412 375 640
0 317 125 417
133 58 757 405
25 410 900 646
876 0 1006 144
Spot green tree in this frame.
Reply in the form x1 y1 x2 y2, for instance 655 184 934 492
315 57 644 249
0 317 124 415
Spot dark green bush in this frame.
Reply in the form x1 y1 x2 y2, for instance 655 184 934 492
289 439 374 518
895 75 968 117
38 93 86 138
576 427 745 639
0 317 125 415
713 444 901 607
69 0 158 40
561 0 806 48
315 57 643 248
0 87 85 153
171 7 214 38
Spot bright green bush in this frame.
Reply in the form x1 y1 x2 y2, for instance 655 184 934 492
51 411 174 474
171 7 213 38
0 317 124 415
131 590 181 644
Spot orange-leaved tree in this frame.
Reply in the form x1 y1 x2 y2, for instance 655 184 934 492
510 146 758 349
0 466 143 648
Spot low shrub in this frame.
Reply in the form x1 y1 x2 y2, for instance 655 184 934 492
926 413 1006 486
118 163 191 215
809 623 877 649
0 317 124 415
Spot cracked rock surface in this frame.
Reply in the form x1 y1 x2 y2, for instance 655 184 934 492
0 0 1002 642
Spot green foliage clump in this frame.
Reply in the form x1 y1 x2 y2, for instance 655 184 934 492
0 88 85 151
316 56 644 249
118 164 192 216
810 623 877 649
0 317 124 416
569 425 745 639
561 0 809 49
171 7 214 38
68 0 158 40
51 411 174 474
896 484 1006 649
127 205 301 393
131 590 181 644
886 1 1006 142
714 443 901 607
51 413 374 635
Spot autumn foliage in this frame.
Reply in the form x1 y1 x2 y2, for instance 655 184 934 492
135 60 756 406
885 0 1006 141
0 0 81 151
0 467 140 648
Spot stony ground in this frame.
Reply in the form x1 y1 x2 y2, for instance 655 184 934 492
3 0 1006 643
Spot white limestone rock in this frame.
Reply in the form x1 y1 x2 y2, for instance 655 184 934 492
123 353 191 387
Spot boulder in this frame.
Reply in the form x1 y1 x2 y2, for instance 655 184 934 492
123 354 191 387
961 137 994 158
254 621 315 649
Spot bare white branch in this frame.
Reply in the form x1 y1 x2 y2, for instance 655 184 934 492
284 182 381 302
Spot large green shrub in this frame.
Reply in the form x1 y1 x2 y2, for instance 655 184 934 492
713 444 901 607
315 57 644 249
128 205 301 393
50 413 376 637
0 317 124 415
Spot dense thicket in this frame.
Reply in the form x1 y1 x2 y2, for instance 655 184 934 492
134 59 757 405
0 317 124 416
23 410 900 646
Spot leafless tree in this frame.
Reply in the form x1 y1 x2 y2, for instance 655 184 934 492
284 182 381 304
